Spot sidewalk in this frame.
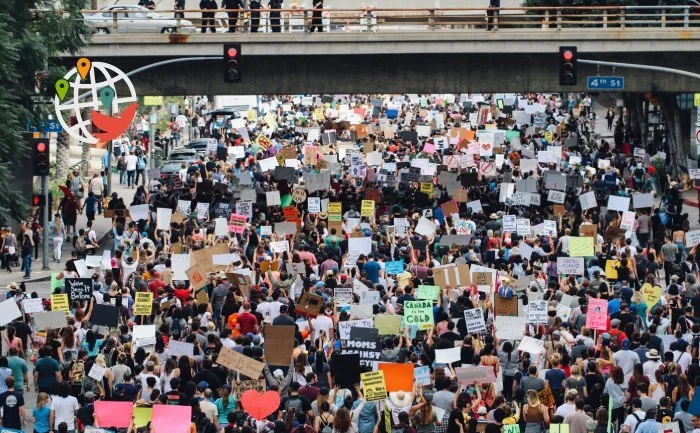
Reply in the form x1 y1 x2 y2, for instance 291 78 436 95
0 171 135 287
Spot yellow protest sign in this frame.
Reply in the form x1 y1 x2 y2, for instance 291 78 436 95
361 200 375 217
605 259 619 280
361 371 387 402
568 237 594 257
328 202 342 214
315 107 325 121
420 182 434 195
134 292 153 315
695 93 700 107
544 131 553 142
51 294 69 313
641 283 663 307
263 112 277 130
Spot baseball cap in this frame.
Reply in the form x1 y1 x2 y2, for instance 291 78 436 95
197 381 209 389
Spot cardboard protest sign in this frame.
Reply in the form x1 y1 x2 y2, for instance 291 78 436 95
464 308 487 333
454 366 497 385
586 298 608 330
295 292 325 317
403 300 433 327
494 295 518 317
538 387 556 407
217 346 265 379
134 292 153 316
231 379 266 399
264 325 296 366
472 272 493 286
433 264 471 288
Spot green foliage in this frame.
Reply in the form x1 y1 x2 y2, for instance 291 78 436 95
0 0 91 224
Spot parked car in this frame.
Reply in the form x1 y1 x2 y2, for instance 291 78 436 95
168 148 198 163
186 138 218 158
84 5 196 34
159 160 185 185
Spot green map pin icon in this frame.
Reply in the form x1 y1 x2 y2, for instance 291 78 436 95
98 87 115 109
55 79 70 101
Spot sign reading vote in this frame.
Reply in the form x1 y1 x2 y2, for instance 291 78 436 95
587 76 624 90
65 278 93 302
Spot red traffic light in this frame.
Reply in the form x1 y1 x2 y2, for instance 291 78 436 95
33 196 40 205
562 50 574 61
36 142 46 152
227 47 238 57
32 194 45 207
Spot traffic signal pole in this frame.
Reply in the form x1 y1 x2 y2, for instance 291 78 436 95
42 173 49 270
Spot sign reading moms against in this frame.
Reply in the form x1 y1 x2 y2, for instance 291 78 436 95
217 346 265 379
340 327 381 368
264 325 296 366
360 370 387 402
134 292 153 315
65 278 93 302
464 308 487 334
403 300 433 326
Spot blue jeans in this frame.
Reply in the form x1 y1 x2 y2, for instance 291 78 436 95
23 255 31 277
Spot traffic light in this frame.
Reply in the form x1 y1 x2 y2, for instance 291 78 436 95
559 46 577 86
32 194 45 207
224 43 241 83
32 138 50 176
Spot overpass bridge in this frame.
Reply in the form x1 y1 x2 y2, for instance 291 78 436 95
70 6 700 94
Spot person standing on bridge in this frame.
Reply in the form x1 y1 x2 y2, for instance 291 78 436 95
200 0 218 33
174 0 185 19
221 0 244 32
487 0 500 31
268 0 283 32
249 0 262 32
310 0 323 32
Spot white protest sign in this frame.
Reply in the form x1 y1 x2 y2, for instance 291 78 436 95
607 195 631 212
88 363 106 381
548 190 566 204
620 211 636 230
686 230 700 247
516 218 531 236
495 316 527 340
22 298 44 314
579 191 597 211
270 241 289 253
503 215 517 233
517 336 545 355
632 192 654 209
129 204 149 221
168 340 194 357
528 300 548 324
338 318 374 340
156 208 172 231
557 257 584 275
308 197 321 214
434 347 461 364
464 308 486 334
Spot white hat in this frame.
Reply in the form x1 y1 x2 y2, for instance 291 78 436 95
388 390 413 408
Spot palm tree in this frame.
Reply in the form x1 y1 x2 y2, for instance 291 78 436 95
56 130 70 182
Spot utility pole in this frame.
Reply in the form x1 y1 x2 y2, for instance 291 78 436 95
106 104 113 197
41 133 50 270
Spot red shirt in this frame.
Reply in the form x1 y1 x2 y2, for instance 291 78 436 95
237 311 258 334
148 279 166 296
173 288 191 304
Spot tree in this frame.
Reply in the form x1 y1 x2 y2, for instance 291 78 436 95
657 93 686 177
0 0 91 224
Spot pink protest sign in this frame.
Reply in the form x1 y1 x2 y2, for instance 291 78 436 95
94 401 134 428
228 213 247 234
586 298 609 331
423 143 436 154
152 405 192 433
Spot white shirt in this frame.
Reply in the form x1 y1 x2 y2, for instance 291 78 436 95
179 168 188 182
51 395 80 430
125 154 138 171
623 410 647 433
311 315 334 342
554 403 576 419
176 115 188 129
672 350 692 373
643 360 662 383
138 372 162 391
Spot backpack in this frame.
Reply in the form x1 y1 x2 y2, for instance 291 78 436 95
630 412 642 433
319 415 333 433
71 360 85 385
609 330 622 351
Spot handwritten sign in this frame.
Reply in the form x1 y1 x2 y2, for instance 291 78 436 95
416 285 440 301
404 300 433 326
65 278 92 302
361 200 375 217
472 272 493 286
556 257 584 275
464 308 487 334
361 371 387 402
216 346 265 379
528 300 548 324
385 261 404 275
586 298 608 330
134 292 153 316
51 294 69 313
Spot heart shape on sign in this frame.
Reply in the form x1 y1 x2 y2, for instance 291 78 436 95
240 390 281 420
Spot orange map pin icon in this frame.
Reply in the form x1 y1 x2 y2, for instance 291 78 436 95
76 58 91 80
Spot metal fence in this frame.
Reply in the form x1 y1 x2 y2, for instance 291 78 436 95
74 5 700 34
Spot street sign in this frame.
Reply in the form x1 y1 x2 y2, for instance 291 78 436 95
26 120 63 133
143 96 164 106
587 76 624 90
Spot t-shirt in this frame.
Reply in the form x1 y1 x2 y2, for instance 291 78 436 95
237 312 258 334
661 243 678 262
363 261 381 283
35 357 60 388
311 315 334 342
0 390 24 429
50 395 79 430
33 406 51 433
545 369 567 390
7 356 27 389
